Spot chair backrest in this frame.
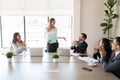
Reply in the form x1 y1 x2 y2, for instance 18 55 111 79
57 48 70 57
30 48 43 57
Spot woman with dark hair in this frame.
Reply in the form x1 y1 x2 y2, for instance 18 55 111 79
45 18 66 52
11 32 26 55
93 38 112 62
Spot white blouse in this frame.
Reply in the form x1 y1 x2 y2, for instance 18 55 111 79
45 27 57 41
11 42 27 54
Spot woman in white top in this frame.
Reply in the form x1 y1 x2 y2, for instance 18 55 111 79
45 18 66 52
11 32 27 55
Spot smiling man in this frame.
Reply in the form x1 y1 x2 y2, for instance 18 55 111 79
71 33 88 54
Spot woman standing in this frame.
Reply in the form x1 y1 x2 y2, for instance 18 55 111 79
11 32 27 55
45 18 66 52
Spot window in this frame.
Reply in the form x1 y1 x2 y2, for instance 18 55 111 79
25 16 48 47
1 16 24 47
0 16 72 48
26 16 72 48
0 0 73 48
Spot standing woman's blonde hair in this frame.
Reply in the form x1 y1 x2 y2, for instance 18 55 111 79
47 18 55 32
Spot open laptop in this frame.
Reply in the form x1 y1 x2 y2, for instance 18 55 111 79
57 48 70 57
30 48 43 57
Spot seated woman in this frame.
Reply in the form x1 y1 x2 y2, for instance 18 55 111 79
11 32 27 55
93 38 112 62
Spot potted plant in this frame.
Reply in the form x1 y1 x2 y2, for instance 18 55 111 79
52 53 59 62
6 51 13 62
100 0 118 39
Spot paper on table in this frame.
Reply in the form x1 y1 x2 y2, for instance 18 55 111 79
71 53 80 56
78 57 98 63
48 34 57 43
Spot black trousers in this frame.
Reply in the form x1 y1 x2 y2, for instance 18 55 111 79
47 42 59 52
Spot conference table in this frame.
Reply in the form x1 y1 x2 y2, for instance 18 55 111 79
0 53 119 80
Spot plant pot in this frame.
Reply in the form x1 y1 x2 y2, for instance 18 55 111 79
7 58 12 63
53 58 58 62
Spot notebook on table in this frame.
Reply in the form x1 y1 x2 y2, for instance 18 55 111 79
57 48 70 57
30 48 43 57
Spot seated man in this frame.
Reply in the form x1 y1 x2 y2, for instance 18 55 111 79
100 37 120 78
71 33 88 54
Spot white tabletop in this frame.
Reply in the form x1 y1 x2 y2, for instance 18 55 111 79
0 53 119 80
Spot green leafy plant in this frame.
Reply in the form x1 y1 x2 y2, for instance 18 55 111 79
6 51 13 58
100 0 118 38
52 53 59 59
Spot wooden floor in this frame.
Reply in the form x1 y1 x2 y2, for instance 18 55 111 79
0 53 119 80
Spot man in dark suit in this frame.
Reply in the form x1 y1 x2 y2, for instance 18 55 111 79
71 33 88 54
100 37 120 78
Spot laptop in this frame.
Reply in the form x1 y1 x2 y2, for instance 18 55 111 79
30 48 43 57
57 48 70 57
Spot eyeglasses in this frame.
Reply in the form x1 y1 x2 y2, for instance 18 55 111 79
112 42 118 45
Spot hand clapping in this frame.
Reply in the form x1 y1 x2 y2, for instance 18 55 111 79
72 40 78 46
99 44 106 57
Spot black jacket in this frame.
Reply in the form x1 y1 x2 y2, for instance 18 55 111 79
93 51 101 60
71 41 88 53
93 50 112 63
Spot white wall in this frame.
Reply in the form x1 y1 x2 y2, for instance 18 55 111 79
0 0 73 15
73 0 81 40
80 0 106 56
116 0 120 36
79 0 119 56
